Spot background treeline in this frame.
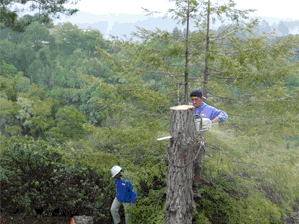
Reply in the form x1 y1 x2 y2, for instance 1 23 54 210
1 1 299 223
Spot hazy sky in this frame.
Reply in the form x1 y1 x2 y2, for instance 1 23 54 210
13 0 299 22
65 0 299 22
9 0 299 40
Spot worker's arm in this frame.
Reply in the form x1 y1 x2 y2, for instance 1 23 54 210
211 110 228 123
129 180 137 203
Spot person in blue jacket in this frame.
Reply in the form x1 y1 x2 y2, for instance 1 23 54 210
189 89 228 198
110 165 137 224
189 89 228 124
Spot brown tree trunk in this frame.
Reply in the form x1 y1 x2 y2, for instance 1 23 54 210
203 0 211 102
184 0 190 105
165 105 200 223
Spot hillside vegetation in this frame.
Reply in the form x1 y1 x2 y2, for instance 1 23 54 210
1 2 299 223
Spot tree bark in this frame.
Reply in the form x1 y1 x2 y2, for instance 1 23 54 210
165 105 201 224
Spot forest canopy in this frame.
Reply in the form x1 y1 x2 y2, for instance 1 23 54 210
1 0 299 223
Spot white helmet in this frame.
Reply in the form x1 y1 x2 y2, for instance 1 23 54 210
111 165 122 178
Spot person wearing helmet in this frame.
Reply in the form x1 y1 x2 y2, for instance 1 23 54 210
189 89 228 198
110 165 137 224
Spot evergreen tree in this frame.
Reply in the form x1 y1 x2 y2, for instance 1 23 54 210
94 0 299 223
0 0 79 32
1 0 299 223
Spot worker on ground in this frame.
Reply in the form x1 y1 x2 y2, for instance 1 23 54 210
189 89 228 198
110 165 137 224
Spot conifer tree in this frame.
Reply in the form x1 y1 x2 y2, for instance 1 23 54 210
0 0 79 32
93 0 299 222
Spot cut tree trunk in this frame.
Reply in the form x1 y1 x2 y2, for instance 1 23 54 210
165 105 202 224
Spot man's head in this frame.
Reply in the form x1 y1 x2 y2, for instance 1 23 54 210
190 89 206 107
114 170 123 179
191 96 204 107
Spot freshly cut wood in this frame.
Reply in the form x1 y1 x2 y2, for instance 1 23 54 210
170 105 194 110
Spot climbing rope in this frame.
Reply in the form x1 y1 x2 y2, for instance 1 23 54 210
167 137 206 168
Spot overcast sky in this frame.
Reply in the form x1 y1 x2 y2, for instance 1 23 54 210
9 0 299 41
62 0 299 22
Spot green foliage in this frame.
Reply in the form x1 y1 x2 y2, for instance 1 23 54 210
15 96 34 124
61 48 87 72
0 95 20 137
282 67 299 94
1 1 299 223
0 90 7 99
19 82 46 100
44 105 87 142
0 0 78 32
25 46 58 90
14 90 53 138
5 125 23 136
203 129 298 220
0 58 19 79
0 7 19 30
0 71 23 102
80 28 114 56
44 77 111 128
74 57 102 78
89 1 299 223
1 40 37 75
16 76 31 94
22 22 53 46
51 23 85 56
0 135 113 222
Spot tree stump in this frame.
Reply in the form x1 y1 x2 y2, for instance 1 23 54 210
73 215 94 224
164 105 202 224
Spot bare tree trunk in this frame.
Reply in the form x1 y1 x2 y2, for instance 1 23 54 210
165 105 200 223
49 77 54 86
203 0 211 102
184 0 190 105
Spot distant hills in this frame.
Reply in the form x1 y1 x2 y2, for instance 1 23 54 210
51 11 299 42
53 11 192 42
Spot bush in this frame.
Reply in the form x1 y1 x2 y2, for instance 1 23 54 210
0 135 115 223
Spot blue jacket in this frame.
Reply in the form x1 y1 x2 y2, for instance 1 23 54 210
115 176 137 203
189 102 228 123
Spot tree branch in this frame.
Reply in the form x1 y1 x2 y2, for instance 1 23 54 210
211 25 244 41
136 69 186 85
207 90 299 103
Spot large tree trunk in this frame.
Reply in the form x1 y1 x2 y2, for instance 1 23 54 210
165 105 201 223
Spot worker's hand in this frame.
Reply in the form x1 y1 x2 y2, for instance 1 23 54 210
212 118 218 123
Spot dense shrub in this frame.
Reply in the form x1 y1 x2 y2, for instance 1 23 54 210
0 135 116 223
